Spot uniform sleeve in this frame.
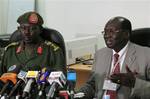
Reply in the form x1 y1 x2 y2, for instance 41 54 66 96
52 47 67 75
0 49 8 75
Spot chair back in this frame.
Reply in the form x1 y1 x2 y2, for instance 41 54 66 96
130 28 150 47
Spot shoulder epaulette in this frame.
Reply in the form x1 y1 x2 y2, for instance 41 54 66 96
5 42 19 51
45 41 59 51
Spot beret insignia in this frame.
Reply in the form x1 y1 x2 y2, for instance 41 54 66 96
8 65 17 72
29 13 38 24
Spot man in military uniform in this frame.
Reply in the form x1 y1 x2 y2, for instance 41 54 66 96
0 11 66 98
1 11 66 74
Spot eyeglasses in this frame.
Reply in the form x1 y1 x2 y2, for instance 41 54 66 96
101 30 122 36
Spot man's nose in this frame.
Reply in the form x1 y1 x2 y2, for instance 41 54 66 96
104 33 113 38
23 28 31 34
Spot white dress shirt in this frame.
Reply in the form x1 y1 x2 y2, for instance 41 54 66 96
110 42 129 74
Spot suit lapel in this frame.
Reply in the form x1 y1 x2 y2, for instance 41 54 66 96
121 42 136 73
100 49 113 98
105 49 113 76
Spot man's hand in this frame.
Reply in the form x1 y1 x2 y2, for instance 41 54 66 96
110 65 136 88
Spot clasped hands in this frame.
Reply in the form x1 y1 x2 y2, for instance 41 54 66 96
109 65 137 88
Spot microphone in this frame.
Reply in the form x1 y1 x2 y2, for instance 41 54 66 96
0 81 4 91
0 65 21 83
0 65 21 96
36 67 51 99
7 70 27 98
67 69 76 99
46 71 66 99
74 92 85 98
22 71 39 98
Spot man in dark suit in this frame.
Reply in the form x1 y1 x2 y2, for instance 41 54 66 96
78 16 150 99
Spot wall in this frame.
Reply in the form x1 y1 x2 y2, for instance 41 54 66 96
44 0 150 48
3 0 150 48
7 0 35 34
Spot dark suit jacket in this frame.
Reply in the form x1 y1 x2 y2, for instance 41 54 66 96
79 42 150 99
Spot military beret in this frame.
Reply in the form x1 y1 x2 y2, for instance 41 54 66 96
17 11 44 25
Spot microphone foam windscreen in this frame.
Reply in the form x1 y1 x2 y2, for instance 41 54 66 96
67 70 76 82
7 65 22 73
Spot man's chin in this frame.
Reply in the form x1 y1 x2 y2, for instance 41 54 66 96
106 44 113 48
24 40 33 44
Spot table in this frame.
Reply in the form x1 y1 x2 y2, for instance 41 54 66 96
69 64 92 89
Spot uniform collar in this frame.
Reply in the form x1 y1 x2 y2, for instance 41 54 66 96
16 41 43 55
